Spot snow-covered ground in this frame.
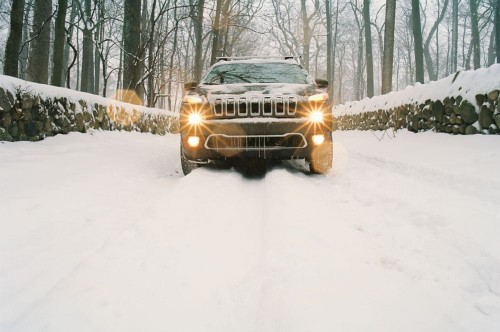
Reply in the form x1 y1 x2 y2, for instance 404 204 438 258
1 130 499 331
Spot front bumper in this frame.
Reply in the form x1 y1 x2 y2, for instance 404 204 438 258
180 118 331 161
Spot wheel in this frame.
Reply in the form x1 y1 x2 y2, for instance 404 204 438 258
309 133 333 174
180 145 200 175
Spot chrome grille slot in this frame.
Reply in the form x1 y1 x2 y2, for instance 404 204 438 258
238 97 247 116
288 96 297 115
226 98 235 116
263 97 273 116
250 97 260 116
211 95 299 117
213 99 223 116
275 97 285 115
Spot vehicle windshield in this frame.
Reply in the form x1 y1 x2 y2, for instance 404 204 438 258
202 62 309 85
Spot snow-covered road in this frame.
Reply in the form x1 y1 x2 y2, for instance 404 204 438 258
1 130 499 332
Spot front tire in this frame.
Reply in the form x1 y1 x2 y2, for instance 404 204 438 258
180 146 200 175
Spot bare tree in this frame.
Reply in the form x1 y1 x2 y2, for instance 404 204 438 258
451 0 459 71
495 0 500 62
381 0 396 94
210 0 224 65
412 0 424 83
363 0 374 97
423 0 450 81
3 0 26 77
470 0 481 69
191 0 205 81
80 0 95 93
122 0 142 102
51 0 68 86
27 0 53 84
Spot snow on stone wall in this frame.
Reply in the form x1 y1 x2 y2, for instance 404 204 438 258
0 75 179 141
333 65 500 135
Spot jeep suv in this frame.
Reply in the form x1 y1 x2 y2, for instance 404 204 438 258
179 57 333 175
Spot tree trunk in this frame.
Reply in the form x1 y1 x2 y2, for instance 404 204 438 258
51 0 68 86
94 0 103 95
27 0 52 84
488 25 496 66
168 8 180 112
210 0 223 65
62 0 77 85
412 0 424 83
19 0 33 80
452 0 458 71
3 0 26 77
381 0 396 94
356 28 364 100
495 0 500 63
301 0 311 71
193 0 205 81
147 0 157 107
470 0 481 69
326 0 332 96
123 0 142 102
423 0 449 81
332 0 339 101
81 0 94 93
363 0 374 97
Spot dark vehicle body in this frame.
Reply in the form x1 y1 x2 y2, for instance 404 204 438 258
179 57 333 175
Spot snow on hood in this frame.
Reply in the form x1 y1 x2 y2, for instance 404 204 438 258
200 83 317 100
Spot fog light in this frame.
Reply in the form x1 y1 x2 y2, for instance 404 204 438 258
187 136 200 147
312 134 325 145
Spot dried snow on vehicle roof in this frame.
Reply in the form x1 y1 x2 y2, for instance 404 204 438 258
211 58 300 65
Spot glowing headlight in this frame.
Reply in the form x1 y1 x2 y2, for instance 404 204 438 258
308 93 329 102
188 113 203 125
183 95 203 104
309 111 324 123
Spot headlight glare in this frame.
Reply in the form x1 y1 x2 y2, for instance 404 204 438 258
188 113 203 125
309 110 324 123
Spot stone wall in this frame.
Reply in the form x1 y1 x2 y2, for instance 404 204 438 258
0 86 178 142
333 90 500 135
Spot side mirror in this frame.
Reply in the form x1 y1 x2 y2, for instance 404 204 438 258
184 81 198 90
315 78 329 88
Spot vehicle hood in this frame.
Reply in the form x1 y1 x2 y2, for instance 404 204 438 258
199 83 318 99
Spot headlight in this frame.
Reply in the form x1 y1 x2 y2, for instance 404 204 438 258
188 113 203 125
183 95 204 104
308 93 329 102
309 110 324 123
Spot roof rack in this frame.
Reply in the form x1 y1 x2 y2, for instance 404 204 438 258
216 56 300 61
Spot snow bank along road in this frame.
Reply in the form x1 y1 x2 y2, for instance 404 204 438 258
1 130 499 332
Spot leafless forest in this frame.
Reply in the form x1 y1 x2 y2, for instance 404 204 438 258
1 0 499 109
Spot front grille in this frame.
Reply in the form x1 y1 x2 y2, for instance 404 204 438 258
212 96 298 117
205 133 307 150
